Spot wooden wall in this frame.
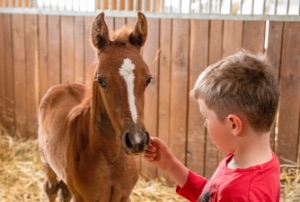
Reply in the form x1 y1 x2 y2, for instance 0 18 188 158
0 13 300 180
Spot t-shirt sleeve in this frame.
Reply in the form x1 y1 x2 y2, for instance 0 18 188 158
176 170 208 202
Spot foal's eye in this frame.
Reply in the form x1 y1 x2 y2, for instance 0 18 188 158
97 76 106 88
146 75 152 86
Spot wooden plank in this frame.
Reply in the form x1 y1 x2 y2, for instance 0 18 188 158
243 21 265 53
267 22 284 81
61 16 74 83
266 21 284 151
277 22 300 162
169 19 189 165
0 14 5 126
157 18 172 180
2 14 15 135
205 20 224 178
105 16 114 33
74 16 84 84
186 19 209 177
47 15 61 86
140 18 160 179
84 16 96 84
12 14 27 138
114 17 126 31
219 20 243 162
126 16 136 31
222 20 243 57
209 20 223 65
38 15 48 101
24 14 38 138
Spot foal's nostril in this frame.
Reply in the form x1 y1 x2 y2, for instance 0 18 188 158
123 130 150 154
124 133 133 149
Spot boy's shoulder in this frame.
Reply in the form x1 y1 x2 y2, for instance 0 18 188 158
201 153 280 201
219 152 280 178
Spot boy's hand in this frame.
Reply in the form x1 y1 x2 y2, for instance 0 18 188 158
144 137 189 187
144 137 174 171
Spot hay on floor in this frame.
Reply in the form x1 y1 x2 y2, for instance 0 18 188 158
1 126 300 201
0 127 187 202
280 158 300 201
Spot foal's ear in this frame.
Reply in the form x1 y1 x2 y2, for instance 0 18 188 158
129 12 148 48
91 12 110 50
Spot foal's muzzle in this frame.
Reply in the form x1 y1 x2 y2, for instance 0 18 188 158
122 130 150 155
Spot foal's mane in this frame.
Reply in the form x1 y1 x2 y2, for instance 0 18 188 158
111 26 132 44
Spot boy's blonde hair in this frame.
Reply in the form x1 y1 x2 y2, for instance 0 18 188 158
191 50 279 132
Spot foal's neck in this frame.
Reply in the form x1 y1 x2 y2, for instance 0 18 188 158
86 82 124 161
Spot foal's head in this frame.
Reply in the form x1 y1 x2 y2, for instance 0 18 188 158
91 12 150 155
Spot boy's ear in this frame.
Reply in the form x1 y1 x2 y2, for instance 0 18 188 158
227 114 243 137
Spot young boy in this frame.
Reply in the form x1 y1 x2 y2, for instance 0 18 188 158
144 50 280 202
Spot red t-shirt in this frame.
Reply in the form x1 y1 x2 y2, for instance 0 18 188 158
176 153 280 202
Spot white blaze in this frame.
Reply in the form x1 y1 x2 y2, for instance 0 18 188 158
119 58 138 123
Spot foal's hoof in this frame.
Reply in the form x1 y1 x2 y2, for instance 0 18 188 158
58 181 72 202
44 181 59 195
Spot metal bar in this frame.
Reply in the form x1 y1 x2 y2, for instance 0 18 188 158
64 0 67 11
160 0 164 13
286 0 290 15
150 0 153 12
101 0 104 10
1 8 300 21
95 0 98 11
117 0 121 11
263 0 266 15
214 0 217 13
179 0 182 13
274 0 278 15
125 0 129 11
133 0 137 11
240 0 243 14
208 0 211 14
109 0 112 10
142 0 146 11
199 0 202 13
251 0 254 15
219 0 222 14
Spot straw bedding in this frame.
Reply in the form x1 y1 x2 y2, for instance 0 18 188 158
0 127 186 202
0 126 299 202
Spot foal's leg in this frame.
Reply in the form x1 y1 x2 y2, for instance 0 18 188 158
43 164 59 202
58 180 72 202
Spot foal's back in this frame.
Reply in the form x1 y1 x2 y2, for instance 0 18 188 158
38 83 86 180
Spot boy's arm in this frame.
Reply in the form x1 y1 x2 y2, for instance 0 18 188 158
176 170 208 202
144 137 207 201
